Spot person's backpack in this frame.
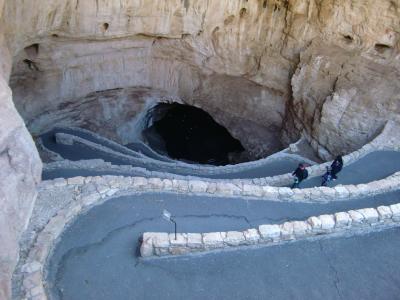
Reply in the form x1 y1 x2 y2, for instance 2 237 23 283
322 171 331 182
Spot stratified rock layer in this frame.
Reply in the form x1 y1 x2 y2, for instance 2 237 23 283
5 0 399 158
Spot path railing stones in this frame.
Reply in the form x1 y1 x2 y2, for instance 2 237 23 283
140 203 400 258
40 170 400 203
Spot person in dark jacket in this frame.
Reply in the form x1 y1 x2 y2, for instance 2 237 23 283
291 163 308 189
330 155 343 180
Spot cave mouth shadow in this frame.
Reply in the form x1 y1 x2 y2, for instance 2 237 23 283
143 102 245 165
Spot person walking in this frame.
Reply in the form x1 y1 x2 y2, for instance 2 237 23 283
321 166 332 186
291 163 308 189
321 155 344 186
330 155 343 180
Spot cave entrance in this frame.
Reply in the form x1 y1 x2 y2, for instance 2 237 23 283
143 103 245 165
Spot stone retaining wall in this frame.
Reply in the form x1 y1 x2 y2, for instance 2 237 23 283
140 202 400 258
40 171 400 203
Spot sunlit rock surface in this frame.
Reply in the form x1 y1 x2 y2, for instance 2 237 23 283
5 0 399 158
0 22 41 300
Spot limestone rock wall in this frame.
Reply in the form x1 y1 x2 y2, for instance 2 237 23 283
287 39 400 159
0 13 42 300
8 31 286 157
5 0 400 158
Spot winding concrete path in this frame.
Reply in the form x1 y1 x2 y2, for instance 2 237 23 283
47 192 400 300
125 142 174 163
42 149 400 186
300 151 400 188
40 129 400 183
40 128 312 179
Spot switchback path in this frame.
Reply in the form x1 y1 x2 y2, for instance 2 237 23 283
30 128 400 300
40 128 312 179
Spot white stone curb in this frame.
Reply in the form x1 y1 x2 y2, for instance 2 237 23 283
39 170 400 203
140 202 400 258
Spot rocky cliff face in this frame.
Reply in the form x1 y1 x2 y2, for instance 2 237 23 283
0 0 399 298
288 39 400 158
0 4 41 299
6 0 400 158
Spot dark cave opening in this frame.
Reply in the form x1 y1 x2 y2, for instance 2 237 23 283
143 103 245 165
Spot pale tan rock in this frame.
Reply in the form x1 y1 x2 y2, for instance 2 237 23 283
188 180 208 194
259 224 281 242
140 233 154 257
307 216 322 232
0 72 42 300
348 210 365 225
377 206 393 222
148 178 164 190
203 232 224 249
292 221 310 238
318 215 335 231
6 0 398 160
224 231 246 246
243 229 260 245
67 176 85 185
187 233 203 249
356 208 379 224
280 222 295 240
390 204 400 222
335 212 351 228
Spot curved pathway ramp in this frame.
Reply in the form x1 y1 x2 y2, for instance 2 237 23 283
41 121 400 187
40 128 316 179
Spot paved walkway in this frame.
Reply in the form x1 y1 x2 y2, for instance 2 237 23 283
300 151 400 188
40 129 400 182
40 129 310 179
47 192 400 300
125 142 173 162
42 148 400 184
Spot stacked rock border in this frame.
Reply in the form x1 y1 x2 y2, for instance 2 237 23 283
140 203 400 258
40 171 400 203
